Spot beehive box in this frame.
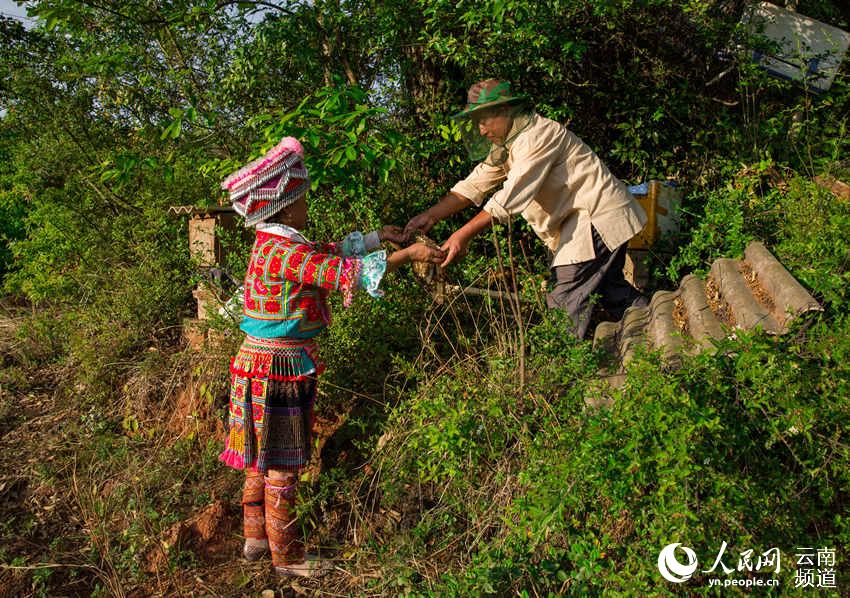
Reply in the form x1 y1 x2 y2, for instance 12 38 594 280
627 180 682 250
738 2 850 93
170 205 248 322
185 207 242 267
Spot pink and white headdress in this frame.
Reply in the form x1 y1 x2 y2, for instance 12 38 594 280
221 137 310 227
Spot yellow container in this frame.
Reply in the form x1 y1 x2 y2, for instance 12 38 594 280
628 180 681 250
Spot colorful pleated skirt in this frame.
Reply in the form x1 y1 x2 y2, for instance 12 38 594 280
219 335 324 473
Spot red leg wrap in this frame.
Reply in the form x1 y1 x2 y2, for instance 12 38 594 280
264 474 304 565
242 469 266 540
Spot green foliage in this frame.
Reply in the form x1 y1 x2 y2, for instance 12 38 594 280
369 309 850 595
2 0 850 594
0 126 27 280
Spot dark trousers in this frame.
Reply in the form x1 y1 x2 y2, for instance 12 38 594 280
546 226 648 339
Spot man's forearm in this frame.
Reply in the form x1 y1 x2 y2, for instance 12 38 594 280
457 209 493 242
438 209 494 267
405 192 474 237
426 192 473 223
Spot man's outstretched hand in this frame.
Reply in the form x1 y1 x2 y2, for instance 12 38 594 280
439 230 471 268
403 211 436 241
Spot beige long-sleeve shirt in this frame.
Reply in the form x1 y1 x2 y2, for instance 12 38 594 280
450 113 646 267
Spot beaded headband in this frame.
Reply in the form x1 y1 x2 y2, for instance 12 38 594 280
222 137 310 227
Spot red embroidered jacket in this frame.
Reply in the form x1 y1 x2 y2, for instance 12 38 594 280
240 230 361 338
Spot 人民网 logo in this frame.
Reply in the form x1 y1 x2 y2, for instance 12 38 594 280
658 542 698 583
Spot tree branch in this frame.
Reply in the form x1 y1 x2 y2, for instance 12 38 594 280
215 0 298 17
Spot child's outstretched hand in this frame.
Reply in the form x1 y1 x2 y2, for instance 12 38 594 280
386 241 446 273
406 242 446 264
380 225 408 246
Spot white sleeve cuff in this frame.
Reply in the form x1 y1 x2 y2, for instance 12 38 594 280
450 183 485 207
483 199 511 223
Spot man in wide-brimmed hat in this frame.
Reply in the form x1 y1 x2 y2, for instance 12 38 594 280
404 79 648 339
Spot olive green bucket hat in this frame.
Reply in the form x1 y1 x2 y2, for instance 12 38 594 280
451 79 528 120
451 79 532 165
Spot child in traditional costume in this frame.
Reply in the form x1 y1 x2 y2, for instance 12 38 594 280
218 137 443 577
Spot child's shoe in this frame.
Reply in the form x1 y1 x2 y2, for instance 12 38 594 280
274 554 333 578
243 537 270 561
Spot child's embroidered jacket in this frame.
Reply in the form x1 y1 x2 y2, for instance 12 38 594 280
229 223 386 383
